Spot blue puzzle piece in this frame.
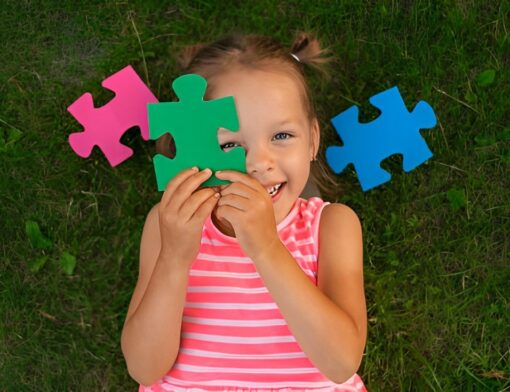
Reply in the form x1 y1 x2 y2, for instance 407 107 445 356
326 86 436 191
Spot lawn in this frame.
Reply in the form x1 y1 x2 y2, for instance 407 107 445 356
1 1 509 391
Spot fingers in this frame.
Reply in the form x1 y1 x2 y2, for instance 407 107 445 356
216 171 262 201
214 204 235 226
160 167 199 208
215 170 260 191
215 170 270 212
161 168 212 211
191 191 222 224
218 181 254 199
172 169 213 211
180 187 219 222
216 193 249 211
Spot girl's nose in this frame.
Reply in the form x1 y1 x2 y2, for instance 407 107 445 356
245 145 274 174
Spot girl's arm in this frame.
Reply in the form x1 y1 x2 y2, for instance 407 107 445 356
121 168 218 386
252 203 366 384
120 203 189 386
211 170 365 382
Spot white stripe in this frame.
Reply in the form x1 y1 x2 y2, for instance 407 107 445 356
174 363 319 374
162 376 341 389
187 286 268 294
179 348 306 359
197 253 253 264
190 265 312 281
185 302 277 310
183 316 286 327
191 264 314 280
189 270 260 279
296 238 314 246
303 210 314 219
200 237 228 246
198 250 316 264
289 250 316 262
182 332 296 344
283 235 314 246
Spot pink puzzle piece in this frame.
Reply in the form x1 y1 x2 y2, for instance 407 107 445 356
67 65 158 166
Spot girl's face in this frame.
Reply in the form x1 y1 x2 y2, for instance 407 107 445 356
209 67 319 228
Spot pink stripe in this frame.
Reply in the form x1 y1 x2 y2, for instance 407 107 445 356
180 339 301 355
199 243 248 255
176 352 315 369
183 307 284 319
187 275 265 288
185 291 274 304
168 368 327 383
192 259 257 273
182 321 292 337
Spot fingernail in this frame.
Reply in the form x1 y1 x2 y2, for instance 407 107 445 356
192 166 199 171
216 170 222 175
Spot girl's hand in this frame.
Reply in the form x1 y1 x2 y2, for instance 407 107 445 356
158 167 220 268
214 170 281 260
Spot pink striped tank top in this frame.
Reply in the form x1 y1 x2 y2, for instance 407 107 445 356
140 197 366 391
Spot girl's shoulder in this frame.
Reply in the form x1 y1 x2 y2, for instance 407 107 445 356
299 197 361 233
320 202 361 230
322 203 359 221
291 198 361 256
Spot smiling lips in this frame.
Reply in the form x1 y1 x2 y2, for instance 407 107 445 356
266 183 282 196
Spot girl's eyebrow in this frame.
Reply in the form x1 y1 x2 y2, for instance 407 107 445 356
217 119 300 136
273 118 292 125
272 118 299 128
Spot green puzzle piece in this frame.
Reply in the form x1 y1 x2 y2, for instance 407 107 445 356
148 74 246 191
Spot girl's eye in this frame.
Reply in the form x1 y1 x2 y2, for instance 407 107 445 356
273 132 292 141
220 142 240 151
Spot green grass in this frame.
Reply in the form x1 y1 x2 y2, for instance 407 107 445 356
1 1 509 390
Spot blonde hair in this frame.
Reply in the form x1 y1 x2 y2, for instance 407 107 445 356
156 32 338 198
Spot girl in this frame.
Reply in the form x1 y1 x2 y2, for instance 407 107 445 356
121 33 367 391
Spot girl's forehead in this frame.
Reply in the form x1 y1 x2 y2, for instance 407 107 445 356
209 68 300 98
209 68 308 120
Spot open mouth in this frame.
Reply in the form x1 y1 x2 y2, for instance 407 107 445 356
266 182 286 199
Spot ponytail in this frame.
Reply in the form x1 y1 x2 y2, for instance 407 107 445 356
290 32 333 78
177 43 206 71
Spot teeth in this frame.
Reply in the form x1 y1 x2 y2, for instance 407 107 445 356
267 183 282 196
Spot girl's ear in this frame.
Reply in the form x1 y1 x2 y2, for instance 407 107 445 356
310 117 320 161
